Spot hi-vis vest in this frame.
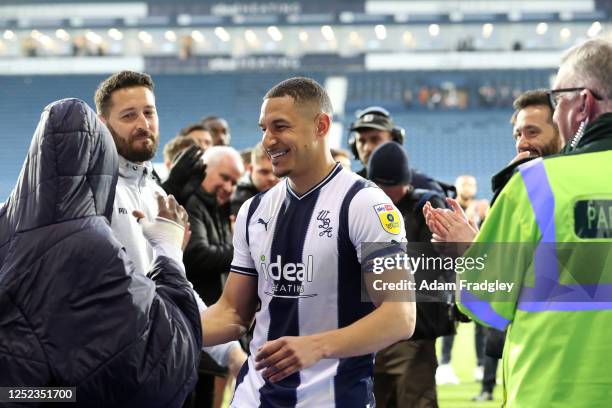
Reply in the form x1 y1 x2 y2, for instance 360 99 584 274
458 151 612 408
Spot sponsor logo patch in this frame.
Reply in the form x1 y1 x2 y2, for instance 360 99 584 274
373 203 401 235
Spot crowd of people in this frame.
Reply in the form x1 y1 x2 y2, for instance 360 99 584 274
1 36 611 408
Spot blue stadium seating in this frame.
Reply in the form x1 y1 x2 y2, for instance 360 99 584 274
0 70 548 200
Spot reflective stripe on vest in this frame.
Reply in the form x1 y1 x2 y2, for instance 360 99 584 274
460 289 510 331
517 158 612 311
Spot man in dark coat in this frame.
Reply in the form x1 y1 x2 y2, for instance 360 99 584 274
184 146 243 306
0 98 201 407
368 141 451 408
183 145 243 407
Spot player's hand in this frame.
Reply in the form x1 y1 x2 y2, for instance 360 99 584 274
255 336 324 383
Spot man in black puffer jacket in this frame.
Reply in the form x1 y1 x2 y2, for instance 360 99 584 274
0 99 201 407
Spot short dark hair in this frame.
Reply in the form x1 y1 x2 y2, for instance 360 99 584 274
163 135 198 164
179 123 208 136
264 77 333 114
510 89 553 125
200 115 222 126
94 70 154 118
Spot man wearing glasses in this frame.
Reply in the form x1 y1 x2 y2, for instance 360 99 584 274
455 37 612 407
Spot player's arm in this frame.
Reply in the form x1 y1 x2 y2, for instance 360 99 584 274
315 298 414 358
255 279 414 382
200 198 259 346
201 272 258 346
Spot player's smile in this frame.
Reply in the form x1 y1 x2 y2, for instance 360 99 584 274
269 148 289 161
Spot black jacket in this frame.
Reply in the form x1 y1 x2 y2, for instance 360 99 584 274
184 187 233 305
490 156 533 205
562 112 612 155
396 189 456 340
0 99 201 406
358 166 454 197
396 189 446 243
230 176 259 217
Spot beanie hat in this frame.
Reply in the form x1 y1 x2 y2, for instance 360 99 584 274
367 141 412 186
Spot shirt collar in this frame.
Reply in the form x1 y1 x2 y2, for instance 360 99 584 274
118 155 154 181
286 163 342 200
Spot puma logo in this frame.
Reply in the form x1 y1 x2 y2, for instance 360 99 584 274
257 217 271 231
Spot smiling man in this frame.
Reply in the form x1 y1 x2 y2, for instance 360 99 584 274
95 71 246 406
511 90 563 160
487 89 564 203
95 71 164 275
201 77 415 407
182 145 243 407
184 146 244 306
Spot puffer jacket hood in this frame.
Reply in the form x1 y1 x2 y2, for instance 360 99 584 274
0 99 201 407
0 98 117 259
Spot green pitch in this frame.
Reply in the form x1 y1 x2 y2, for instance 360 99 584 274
437 322 503 408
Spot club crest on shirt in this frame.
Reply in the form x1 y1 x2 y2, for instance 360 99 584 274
373 203 401 235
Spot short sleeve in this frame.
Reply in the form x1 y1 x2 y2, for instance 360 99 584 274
348 187 407 264
229 198 257 277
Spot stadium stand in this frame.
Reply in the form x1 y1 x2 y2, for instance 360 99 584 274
0 69 547 200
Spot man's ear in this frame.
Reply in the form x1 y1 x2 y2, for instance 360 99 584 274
578 89 595 122
315 112 331 139
98 113 107 124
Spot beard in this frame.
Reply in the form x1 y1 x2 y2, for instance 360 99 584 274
540 136 564 157
107 124 158 163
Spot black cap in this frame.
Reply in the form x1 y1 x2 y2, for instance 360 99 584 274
367 142 412 186
350 107 395 132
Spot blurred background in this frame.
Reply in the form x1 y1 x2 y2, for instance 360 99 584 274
1 0 610 200
1 1 610 406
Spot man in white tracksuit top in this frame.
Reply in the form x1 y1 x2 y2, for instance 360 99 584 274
94 70 245 370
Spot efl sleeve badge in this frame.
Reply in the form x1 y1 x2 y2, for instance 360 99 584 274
373 203 401 235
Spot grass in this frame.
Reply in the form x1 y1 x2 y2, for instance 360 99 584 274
437 322 503 408
222 322 504 407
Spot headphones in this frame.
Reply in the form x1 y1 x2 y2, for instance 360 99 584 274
347 106 406 159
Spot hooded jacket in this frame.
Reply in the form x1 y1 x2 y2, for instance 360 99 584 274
0 99 201 407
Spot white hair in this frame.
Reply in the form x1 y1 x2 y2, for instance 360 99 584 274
202 145 244 173
561 37 612 99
